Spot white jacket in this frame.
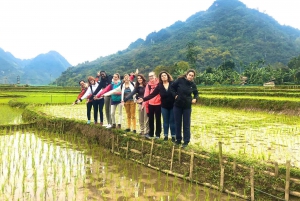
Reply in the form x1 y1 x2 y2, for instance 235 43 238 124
81 82 102 100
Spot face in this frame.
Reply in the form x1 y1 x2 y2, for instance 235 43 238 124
186 72 195 81
161 73 168 82
79 81 85 87
113 74 119 82
101 72 106 78
137 76 143 84
89 79 95 85
148 72 155 81
124 75 129 82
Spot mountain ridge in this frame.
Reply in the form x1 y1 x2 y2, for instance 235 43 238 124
0 48 71 85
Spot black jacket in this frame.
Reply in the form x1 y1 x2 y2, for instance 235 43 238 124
92 75 113 96
124 85 145 103
143 82 174 109
170 77 198 109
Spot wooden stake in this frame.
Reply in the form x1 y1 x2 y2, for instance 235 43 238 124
126 141 129 159
285 160 291 201
189 151 194 180
218 142 223 168
274 162 279 177
148 139 154 165
220 166 224 192
250 166 254 201
170 145 175 172
111 135 114 153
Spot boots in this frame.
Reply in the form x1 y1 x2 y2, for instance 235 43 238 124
117 124 121 129
112 124 116 128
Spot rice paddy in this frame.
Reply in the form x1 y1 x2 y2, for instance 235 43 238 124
37 104 300 168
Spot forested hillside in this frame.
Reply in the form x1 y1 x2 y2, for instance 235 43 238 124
56 0 300 86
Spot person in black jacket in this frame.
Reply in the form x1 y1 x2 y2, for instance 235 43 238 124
91 70 113 127
170 69 199 148
137 71 175 141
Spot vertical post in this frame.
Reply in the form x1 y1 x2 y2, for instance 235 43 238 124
285 160 291 201
274 162 279 177
148 139 154 165
126 141 129 159
189 151 194 180
220 166 224 192
218 142 223 168
170 145 175 172
111 135 114 153
250 166 254 201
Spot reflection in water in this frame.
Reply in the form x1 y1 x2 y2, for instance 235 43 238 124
0 105 23 124
0 131 242 201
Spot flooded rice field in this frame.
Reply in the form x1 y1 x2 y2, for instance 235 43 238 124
0 129 242 201
39 104 300 168
0 105 23 125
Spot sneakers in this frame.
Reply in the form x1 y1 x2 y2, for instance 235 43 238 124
124 128 130 132
87 120 91 124
117 124 121 129
181 143 189 149
133 130 136 133
112 124 116 128
174 140 181 146
100 122 103 126
155 136 160 139
164 137 168 141
145 134 153 139
106 124 112 128
171 137 176 142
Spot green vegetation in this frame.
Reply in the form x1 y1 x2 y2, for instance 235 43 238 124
55 0 300 86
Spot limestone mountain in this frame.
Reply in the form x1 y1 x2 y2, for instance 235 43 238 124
57 0 300 86
0 48 71 85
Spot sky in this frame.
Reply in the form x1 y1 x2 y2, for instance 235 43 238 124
0 0 299 66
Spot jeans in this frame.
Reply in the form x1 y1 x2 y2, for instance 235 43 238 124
161 107 175 137
173 106 191 144
148 104 161 137
93 99 104 123
86 101 93 121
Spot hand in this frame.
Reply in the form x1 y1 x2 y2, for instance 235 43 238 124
75 99 80 104
137 98 143 103
175 95 178 99
192 99 196 104
72 102 76 105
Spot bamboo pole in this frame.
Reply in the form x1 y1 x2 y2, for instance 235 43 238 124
111 135 114 153
220 166 224 192
250 166 254 201
218 142 223 168
170 145 175 172
285 160 291 201
126 141 129 159
189 151 194 180
148 139 154 165
275 162 279 177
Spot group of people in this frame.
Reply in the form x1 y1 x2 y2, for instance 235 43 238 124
73 69 198 148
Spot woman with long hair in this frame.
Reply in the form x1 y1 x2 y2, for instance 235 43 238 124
76 76 104 125
137 71 175 141
170 69 198 148
95 73 122 129
124 74 149 136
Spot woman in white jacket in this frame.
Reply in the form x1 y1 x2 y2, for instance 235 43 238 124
76 76 103 125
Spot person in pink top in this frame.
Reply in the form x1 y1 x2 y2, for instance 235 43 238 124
143 71 161 139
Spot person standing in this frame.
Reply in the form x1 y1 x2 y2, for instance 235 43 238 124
76 76 103 125
170 69 198 148
143 72 161 139
120 74 136 133
124 74 149 136
93 71 113 127
137 71 175 141
95 73 122 129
